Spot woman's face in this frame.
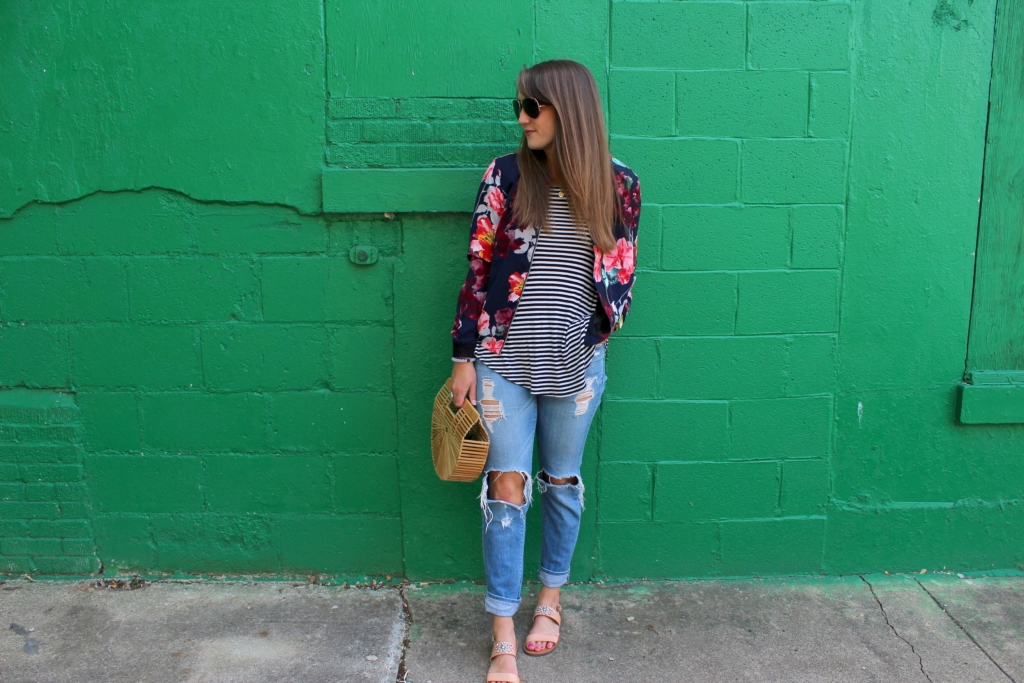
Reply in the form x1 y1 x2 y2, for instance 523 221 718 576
517 91 557 153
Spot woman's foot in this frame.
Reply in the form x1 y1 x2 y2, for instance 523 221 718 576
488 616 518 680
524 586 561 655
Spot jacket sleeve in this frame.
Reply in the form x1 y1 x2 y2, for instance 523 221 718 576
452 161 506 358
610 171 641 333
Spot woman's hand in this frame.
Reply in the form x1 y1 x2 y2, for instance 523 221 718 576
451 362 477 408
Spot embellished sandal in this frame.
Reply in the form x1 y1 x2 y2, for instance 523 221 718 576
523 604 561 657
486 638 520 683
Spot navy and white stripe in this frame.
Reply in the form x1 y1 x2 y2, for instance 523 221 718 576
476 187 599 397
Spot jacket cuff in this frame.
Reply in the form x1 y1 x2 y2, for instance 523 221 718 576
453 342 476 359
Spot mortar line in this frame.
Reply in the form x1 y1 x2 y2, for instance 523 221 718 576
914 577 1017 683
860 575 933 683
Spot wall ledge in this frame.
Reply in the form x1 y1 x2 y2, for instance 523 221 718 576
322 168 484 213
959 373 1024 424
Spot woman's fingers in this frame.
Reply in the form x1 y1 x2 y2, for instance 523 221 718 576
468 377 477 405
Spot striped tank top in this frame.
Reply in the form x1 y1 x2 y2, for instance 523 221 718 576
476 186 599 397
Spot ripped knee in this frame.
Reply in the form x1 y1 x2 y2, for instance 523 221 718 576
485 470 530 506
539 471 578 486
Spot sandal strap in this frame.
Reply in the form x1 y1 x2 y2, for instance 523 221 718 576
533 604 562 625
491 640 518 659
486 675 520 683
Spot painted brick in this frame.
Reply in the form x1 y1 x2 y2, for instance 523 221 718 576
206 455 330 513
361 121 432 143
72 326 201 389
781 459 830 516
431 122 520 145
0 326 70 388
1 557 32 573
1 520 28 536
202 325 329 391
278 516 404 574
720 519 825 575
0 258 127 322
12 425 77 443
730 397 832 460
58 501 90 518
196 205 327 254
270 392 397 453
0 204 58 256
0 502 59 519
662 206 789 271
624 273 736 336
335 454 401 515
140 393 266 452
3 537 63 555
660 337 788 400
0 482 24 499
809 72 852 139
152 514 279 574
637 205 662 270
330 327 394 391
129 257 259 322
604 338 658 399
328 218 402 258
93 516 155 570
62 538 95 556
262 257 392 322
737 271 840 334
0 463 18 480
786 335 837 396
597 463 652 522
748 3 852 70
611 139 738 204
791 206 843 269
598 522 718 578
611 2 746 69
655 462 780 522
677 71 808 138
609 71 675 137
602 400 728 462
31 556 101 575
28 520 91 537
86 455 202 513
20 464 82 482
79 393 141 451
327 121 360 144
56 191 192 255
328 98 399 119
742 140 847 204
55 483 86 501
24 483 56 501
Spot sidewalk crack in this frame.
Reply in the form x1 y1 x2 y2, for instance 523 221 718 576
860 576 934 683
395 585 413 683
914 578 1017 683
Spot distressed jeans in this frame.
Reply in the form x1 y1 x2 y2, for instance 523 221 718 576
475 343 607 616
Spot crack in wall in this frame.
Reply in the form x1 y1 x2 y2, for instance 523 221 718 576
860 576 934 683
914 578 1017 683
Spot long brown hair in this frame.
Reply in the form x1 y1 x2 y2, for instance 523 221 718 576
513 60 620 253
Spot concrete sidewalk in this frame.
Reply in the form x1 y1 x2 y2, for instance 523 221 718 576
1 575 1021 683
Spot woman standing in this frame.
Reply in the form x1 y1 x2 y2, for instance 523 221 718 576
450 60 641 683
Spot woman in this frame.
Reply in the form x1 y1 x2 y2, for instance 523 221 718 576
450 59 641 683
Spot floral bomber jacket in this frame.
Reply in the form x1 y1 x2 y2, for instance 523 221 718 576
452 153 641 358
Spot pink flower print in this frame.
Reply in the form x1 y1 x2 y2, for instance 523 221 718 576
494 307 514 328
508 272 526 301
485 185 505 214
477 310 490 334
602 238 636 285
482 337 504 354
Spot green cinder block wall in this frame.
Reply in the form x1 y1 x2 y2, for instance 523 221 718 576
1 0 1022 579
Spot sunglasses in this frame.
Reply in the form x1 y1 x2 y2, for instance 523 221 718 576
512 97 548 119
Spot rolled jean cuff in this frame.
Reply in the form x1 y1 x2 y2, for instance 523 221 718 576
538 565 570 588
484 592 521 617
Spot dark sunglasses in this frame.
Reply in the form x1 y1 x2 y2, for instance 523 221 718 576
512 97 548 119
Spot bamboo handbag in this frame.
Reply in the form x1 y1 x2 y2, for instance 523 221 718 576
431 378 489 481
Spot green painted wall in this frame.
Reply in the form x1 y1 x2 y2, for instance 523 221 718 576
1 0 1021 579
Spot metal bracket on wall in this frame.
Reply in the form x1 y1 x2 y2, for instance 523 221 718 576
349 245 379 266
